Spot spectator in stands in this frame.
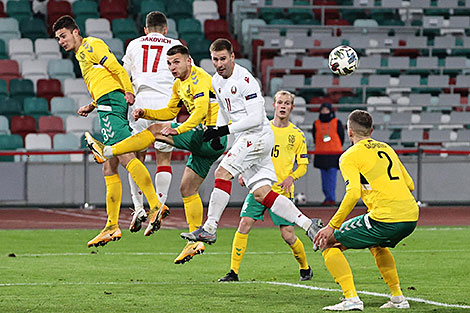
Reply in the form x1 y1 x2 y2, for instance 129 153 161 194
312 102 344 206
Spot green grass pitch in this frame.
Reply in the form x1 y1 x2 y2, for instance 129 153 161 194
1 226 469 312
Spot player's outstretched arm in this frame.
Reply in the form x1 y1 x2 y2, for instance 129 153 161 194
77 103 95 117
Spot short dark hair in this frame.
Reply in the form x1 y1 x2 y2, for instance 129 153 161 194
210 38 233 54
348 110 373 136
146 11 167 32
53 15 79 34
167 45 190 57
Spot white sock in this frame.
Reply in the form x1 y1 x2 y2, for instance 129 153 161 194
155 171 172 205
347 296 361 303
103 146 113 158
391 295 405 303
269 195 311 231
203 188 230 233
128 172 144 211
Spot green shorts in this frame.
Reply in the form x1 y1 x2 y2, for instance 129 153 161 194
240 193 295 226
96 90 133 145
334 214 417 249
171 123 227 179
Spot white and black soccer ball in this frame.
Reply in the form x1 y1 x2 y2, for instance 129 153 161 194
294 192 307 205
328 45 359 76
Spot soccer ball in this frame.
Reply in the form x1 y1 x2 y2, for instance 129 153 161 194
328 45 359 76
294 192 307 205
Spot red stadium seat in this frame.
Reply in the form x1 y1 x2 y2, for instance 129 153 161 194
0 60 21 88
0 2 7 18
37 79 63 105
216 0 227 18
47 0 73 34
38 115 65 138
10 115 37 140
204 19 230 41
100 0 128 22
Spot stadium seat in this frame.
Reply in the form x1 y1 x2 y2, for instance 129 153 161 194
72 0 99 20
25 133 51 149
50 97 77 120
10 115 36 139
199 58 215 75
0 18 21 49
63 78 90 103
8 38 34 63
186 38 211 65
19 17 48 41
9 79 35 107
21 59 49 88
139 0 166 26
0 79 7 97
23 97 50 120
36 79 63 104
177 18 202 37
7 0 32 22
47 0 72 33
48 59 75 83
235 58 253 74
166 18 178 38
112 18 139 44
0 1 6 18
0 97 22 120
0 133 23 161
103 38 124 61
204 19 230 41
47 132 82 162
193 1 219 27
166 0 193 20
0 115 9 134
38 115 65 138
65 115 93 137
100 0 128 22
0 39 7 59
85 18 113 39
35 39 62 60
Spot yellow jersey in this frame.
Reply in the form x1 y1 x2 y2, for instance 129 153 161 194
142 65 219 134
329 138 419 229
270 121 309 198
75 37 133 103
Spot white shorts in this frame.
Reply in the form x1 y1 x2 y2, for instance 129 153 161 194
220 126 277 191
129 91 175 153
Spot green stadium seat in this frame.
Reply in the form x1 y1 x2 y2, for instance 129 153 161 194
180 32 205 44
268 19 295 25
50 97 76 121
0 98 22 120
9 79 35 108
72 0 99 20
45 133 81 162
259 7 284 23
19 17 48 41
0 18 21 50
112 18 139 43
0 134 23 162
186 37 211 65
6 0 32 22
23 97 50 121
0 79 7 97
140 0 166 26
177 18 202 36
74 16 88 35
287 7 314 24
0 39 7 59
166 0 193 21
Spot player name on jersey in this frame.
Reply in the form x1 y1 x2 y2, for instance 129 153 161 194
139 37 172 44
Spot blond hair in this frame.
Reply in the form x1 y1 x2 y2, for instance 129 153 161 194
273 90 294 104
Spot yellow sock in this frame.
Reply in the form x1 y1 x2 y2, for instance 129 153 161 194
289 238 309 270
323 247 358 299
104 174 121 228
126 158 161 210
230 231 248 274
111 129 155 156
370 247 402 297
183 193 203 232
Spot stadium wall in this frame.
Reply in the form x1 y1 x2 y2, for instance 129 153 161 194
1 157 469 207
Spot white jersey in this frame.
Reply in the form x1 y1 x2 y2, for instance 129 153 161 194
213 64 277 190
122 33 181 95
212 64 270 138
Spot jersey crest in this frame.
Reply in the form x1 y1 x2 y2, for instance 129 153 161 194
244 77 249 83
231 86 237 94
